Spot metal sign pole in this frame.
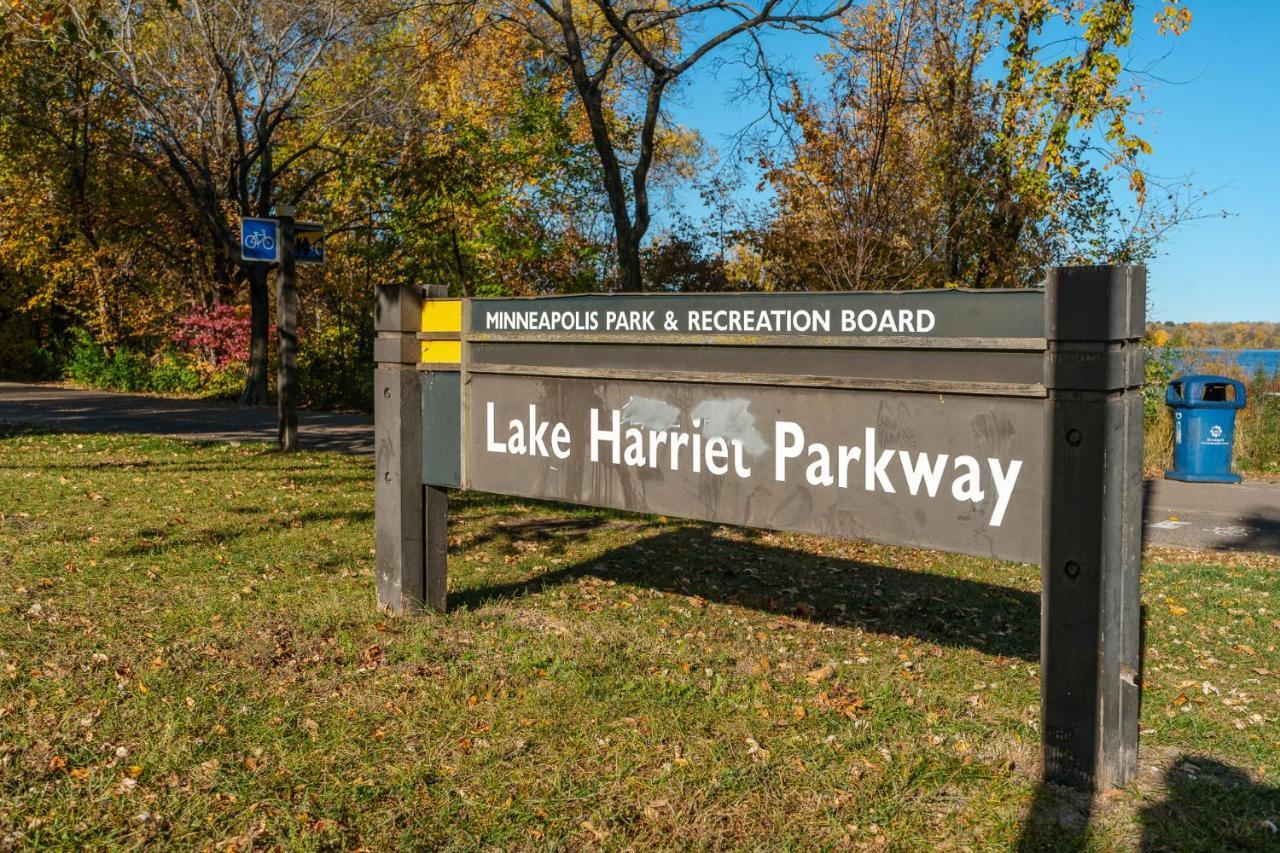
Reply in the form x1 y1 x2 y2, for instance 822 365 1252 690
275 206 299 451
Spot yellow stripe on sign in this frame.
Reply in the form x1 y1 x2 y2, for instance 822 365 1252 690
422 299 462 332
421 340 462 363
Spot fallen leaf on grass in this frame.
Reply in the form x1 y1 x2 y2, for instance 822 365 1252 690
580 820 609 843
360 644 383 671
643 799 670 821
806 664 834 685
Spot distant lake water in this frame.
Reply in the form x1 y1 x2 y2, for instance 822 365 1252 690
1173 349 1280 377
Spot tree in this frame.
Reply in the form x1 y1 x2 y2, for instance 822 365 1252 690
67 0 385 403
760 0 1197 290
0 4 179 352
492 0 849 292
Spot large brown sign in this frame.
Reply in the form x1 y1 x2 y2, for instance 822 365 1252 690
372 267 1146 792
469 375 1044 562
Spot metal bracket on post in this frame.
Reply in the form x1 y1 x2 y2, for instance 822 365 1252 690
1041 265 1145 790
374 284 427 615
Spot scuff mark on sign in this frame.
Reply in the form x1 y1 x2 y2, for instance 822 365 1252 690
691 398 769 457
620 396 680 431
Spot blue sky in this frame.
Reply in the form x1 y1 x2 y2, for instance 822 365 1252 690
663 2 1278 323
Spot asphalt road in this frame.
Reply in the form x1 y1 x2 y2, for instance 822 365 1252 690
0 382 372 453
1142 478 1278 554
2 382 1276 554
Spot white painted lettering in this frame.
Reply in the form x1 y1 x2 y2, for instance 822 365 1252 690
898 450 949 497
775 421 804 481
986 458 1022 527
486 402 506 453
951 455 985 503
806 443 834 486
591 408 621 464
865 428 896 493
551 422 571 459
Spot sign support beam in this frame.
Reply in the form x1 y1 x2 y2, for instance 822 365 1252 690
1040 265 1145 790
374 284 449 615
375 284 426 614
276 208 299 451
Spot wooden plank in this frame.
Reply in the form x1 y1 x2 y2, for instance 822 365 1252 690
465 361 1047 398
464 331 1047 351
469 341 1047 387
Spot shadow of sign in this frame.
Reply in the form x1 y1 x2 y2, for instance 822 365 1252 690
449 523 1040 661
1015 752 1280 850
1139 755 1280 850
1141 478 1280 554
1220 512 1280 554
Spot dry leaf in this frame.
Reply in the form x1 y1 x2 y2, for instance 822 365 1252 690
806 664 835 685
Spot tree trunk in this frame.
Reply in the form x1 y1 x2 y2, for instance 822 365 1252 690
241 263 270 404
616 230 643 293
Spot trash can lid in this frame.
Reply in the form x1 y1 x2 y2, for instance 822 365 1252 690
1167 375 1247 408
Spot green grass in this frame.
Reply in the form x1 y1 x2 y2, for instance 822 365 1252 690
1 427 1277 849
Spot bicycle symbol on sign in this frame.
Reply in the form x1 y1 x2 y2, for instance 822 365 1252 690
244 231 275 251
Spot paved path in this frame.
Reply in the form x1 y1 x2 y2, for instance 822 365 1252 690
2 382 1276 554
1143 478 1278 554
0 382 372 454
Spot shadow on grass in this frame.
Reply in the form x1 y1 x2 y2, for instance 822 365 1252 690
103 506 377 560
452 524 1040 661
1015 754 1280 851
1139 755 1280 851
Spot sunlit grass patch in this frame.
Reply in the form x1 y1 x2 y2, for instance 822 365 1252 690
1 429 1276 849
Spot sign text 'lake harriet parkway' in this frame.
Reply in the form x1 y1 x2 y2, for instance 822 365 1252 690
483 400 1024 528
373 269 1146 792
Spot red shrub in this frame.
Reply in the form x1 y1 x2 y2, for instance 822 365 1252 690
171 305 267 367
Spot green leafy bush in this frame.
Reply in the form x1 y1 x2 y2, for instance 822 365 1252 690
64 331 203 395
148 353 203 394
1142 340 1181 474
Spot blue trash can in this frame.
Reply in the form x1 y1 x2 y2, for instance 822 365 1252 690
1165 375 1247 483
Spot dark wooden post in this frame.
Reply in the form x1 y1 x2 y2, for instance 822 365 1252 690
374 284 428 614
1041 265 1145 790
276 206 299 451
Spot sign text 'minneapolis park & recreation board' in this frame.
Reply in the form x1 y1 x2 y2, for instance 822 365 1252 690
373 267 1146 793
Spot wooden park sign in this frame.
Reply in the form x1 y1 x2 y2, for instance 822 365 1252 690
373 266 1146 791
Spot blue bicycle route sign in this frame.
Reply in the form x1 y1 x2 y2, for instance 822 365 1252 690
241 217 280 263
